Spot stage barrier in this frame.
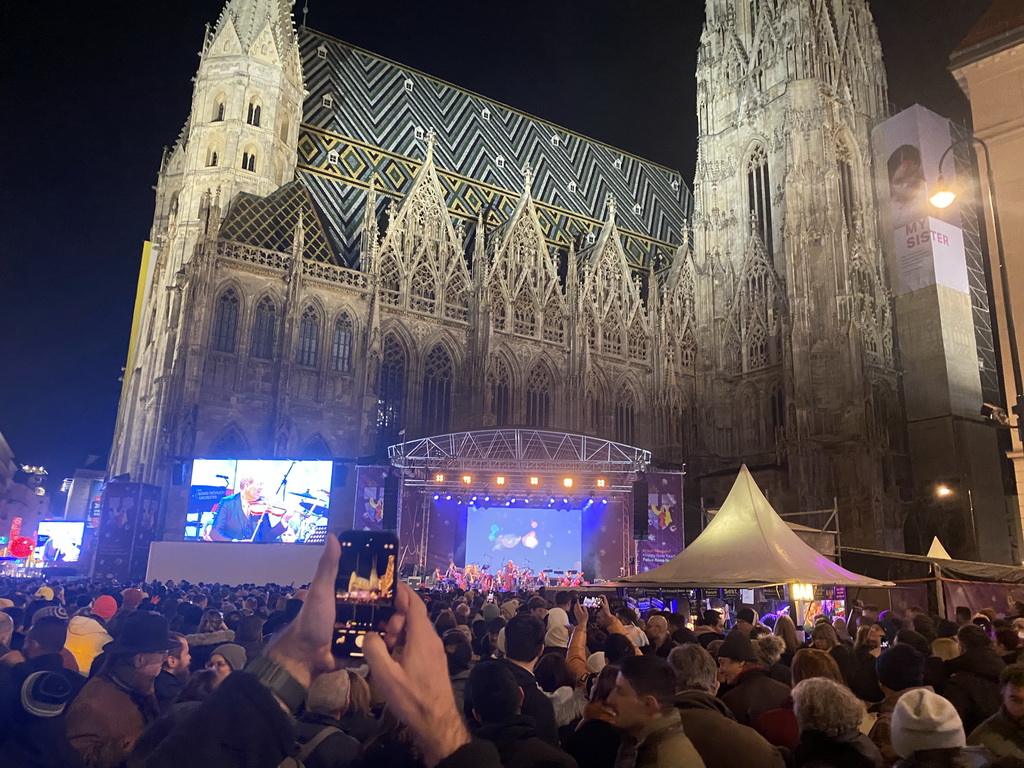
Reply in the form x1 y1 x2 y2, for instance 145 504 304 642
146 541 322 585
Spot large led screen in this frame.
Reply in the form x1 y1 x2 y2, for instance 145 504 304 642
464 504 582 573
36 521 86 564
186 459 333 543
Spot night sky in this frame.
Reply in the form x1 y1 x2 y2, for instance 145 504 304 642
0 0 994 492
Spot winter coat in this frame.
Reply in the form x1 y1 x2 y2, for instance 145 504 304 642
868 686 933 767
66 615 112 678
695 626 725 649
944 646 1004 735
756 697 800 751
563 717 619 768
850 647 885 703
184 628 235 672
546 684 586 728
0 659 86 768
794 728 884 768
294 711 361 768
153 669 185 713
674 689 786 768
451 668 471 719
722 666 792 727
65 670 161 768
766 661 792 687
476 714 578 768
614 710 706 768
893 748 991 768
967 706 1024 762
464 659 560 746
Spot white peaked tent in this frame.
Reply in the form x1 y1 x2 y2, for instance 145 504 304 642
621 465 893 588
926 537 952 560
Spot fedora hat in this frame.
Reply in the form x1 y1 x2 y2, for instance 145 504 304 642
103 612 180 654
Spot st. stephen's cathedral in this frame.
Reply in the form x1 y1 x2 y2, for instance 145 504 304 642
111 0 906 549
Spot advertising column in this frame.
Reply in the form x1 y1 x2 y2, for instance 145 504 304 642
637 472 684 573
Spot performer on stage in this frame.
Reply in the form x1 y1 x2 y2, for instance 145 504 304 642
208 477 297 542
501 560 518 592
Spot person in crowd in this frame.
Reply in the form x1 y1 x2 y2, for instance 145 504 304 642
895 629 947 695
205 642 245 684
566 599 638 686
235 613 265 664
718 629 791 726
4 606 28 653
66 595 116 678
8 616 86 699
174 602 203 635
869 643 930 766
339 669 378 743
967 662 1024 762
467 660 578 768
528 595 550 622
996 628 1022 666
774 614 802 667
792 677 883 768
535 651 586 731
851 623 885 703
545 592 572 650
643 615 678 659
932 636 961 663
756 648 847 751
261 597 302 638
435 609 459 637
668 643 785 768
0 669 85 767
889 688 977 768
185 609 235 672
834 617 853 643
754 634 792 686
811 622 856 684
443 628 473 719
0 611 14 659
463 613 560 745
616 607 650 648
734 608 758 637
154 632 190 712
607 655 705 768
944 623 1005 735
695 610 726 649
562 664 620 768
65 612 180 768
294 669 361 768
954 607 972 627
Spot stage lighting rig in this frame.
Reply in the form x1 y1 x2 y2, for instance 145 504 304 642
495 475 506 485
529 476 540 486
596 478 607 488
434 473 445 483
562 478 574 488
461 474 473 485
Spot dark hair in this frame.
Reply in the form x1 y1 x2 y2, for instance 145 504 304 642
555 591 571 607
616 607 638 625
701 609 722 627
958 623 992 651
619 655 675 711
527 596 548 612
224 610 243 632
504 615 545 663
534 653 574 693
28 616 67 654
236 614 264 642
996 628 1021 653
4 606 26 631
590 663 618 702
936 619 958 639
178 669 220 703
167 632 187 660
911 614 936 642
605 633 635 665
876 644 925 691
955 606 972 620
442 628 472 676
895 629 930 656
468 661 520 722
1000 664 1024 690
434 610 457 636
792 648 844 686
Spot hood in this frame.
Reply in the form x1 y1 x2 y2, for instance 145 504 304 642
674 689 736 719
694 626 721 636
68 615 108 637
185 629 236 646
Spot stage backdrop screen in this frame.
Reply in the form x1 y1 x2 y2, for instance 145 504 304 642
36 521 85 564
465 505 582 573
186 459 333 543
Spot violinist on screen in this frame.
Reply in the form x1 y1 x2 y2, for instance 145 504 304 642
208 477 295 542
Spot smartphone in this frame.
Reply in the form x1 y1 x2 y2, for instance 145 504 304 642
332 530 399 658
582 596 603 608
487 592 495 603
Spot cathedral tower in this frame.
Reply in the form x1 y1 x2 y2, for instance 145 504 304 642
692 0 905 548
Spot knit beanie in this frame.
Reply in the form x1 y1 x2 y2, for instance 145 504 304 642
718 629 758 663
92 595 118 621
121 588 144 609
31 605 69 625
890 688 965 757
876 644 925 691
212 643 247 672
482 603 500 622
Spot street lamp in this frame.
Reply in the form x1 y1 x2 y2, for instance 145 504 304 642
931 136 1023 446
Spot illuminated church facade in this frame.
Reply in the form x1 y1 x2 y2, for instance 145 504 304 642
111 0 907 549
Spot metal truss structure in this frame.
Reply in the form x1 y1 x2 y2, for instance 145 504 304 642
388 429 650 489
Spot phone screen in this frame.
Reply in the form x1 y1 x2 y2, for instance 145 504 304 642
333 531 398 658
582 596 602 608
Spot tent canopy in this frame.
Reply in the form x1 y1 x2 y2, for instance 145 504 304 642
621 465 893 589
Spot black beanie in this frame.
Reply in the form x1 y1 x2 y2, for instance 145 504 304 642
718 629 758 663
876 644 925 691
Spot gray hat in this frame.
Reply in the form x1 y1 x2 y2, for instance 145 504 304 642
718 629 758 664
211 642 247 672
31 605 69 625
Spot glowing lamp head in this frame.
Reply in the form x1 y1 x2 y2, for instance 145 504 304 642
937 485 953 498
495 476 506 486
929 176 956 209
596 478 607 488
434 473 445 483
562 478 573 489
461 475 473 486
529 476 540 486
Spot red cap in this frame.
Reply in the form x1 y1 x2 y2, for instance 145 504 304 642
92 595 117 620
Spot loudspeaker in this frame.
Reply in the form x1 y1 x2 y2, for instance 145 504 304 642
632 476 649 540
383 473 400 530
171 462 187 486
332 462 350 487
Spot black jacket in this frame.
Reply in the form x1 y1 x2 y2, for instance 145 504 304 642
464 660 560 746
562 718 619 768
674 689 785 768
944 646 1005 735
849 648 885 703
154 669 184 712
721 667 792 727
476 715 578 768
294 712 360 768
794 728 884 768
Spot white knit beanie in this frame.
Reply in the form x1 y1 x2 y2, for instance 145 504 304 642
890 688 966 758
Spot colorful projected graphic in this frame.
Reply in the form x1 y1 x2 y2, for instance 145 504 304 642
465 505 582 572
186 459 333 543
36 521 86 564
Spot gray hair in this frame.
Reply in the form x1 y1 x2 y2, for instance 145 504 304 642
305 668 351 716
667 643 718 694
792 678 864 737
0 611 12 640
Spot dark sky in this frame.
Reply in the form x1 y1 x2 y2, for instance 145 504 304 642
0 0 993 491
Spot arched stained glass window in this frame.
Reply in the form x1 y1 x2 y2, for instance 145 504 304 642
421 345 453 435
747 144 774 258
330 313 353 373
296 306 320 367
376 335 407 447
488 357 512 427
212 289 239 353
615 391 636 445
525 366 552 428
250 296 277 359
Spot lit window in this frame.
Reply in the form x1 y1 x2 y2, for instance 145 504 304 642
317 45 327 59
404 78 413 92
482 108 491 121
328 150 339 165
322 94 334 108
568 181 577 193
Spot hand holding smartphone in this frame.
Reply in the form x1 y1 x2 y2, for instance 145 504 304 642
332 530 398 658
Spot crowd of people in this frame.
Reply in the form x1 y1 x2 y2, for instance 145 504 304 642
4 545 1024 768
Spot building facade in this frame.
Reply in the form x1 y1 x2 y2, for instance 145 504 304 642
111 0 911 549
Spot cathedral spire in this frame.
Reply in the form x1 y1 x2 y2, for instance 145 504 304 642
214 0 297 54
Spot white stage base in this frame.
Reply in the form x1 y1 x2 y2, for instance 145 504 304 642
147 541 323 585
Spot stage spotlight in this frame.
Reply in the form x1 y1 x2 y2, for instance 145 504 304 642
433 494 439 500
602 499 608 504
562 478 573 488
529 476 540 486
562 497 569 504
462 474 472 485
434 473 445 483
484 496 490 502
549 498 555 504
495 475 506 486
510 497 516 503
596 478 607 488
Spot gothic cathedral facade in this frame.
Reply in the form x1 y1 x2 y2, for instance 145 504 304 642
111 0 907 549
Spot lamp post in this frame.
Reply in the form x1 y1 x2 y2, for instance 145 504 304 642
930 136 1023 446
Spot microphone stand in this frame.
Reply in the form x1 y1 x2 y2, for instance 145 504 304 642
276 461 296 502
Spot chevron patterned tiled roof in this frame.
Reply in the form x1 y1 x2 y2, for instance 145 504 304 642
295 28 692 270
